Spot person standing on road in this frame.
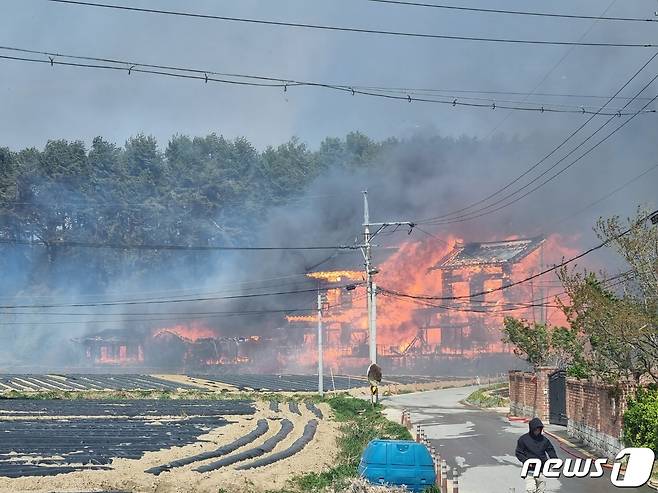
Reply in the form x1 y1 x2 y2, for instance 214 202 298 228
515 417 557 493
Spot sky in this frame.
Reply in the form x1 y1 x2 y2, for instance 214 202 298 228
1 0 657 150
1 0 657 368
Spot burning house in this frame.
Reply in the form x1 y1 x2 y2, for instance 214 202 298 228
75 325 263 370
73 235 570 375
405 237 546 358
285 235 566 375
75 329 145 365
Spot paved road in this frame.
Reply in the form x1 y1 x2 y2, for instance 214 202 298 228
383 385 654 493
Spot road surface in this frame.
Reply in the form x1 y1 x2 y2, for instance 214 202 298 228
383 385 654 493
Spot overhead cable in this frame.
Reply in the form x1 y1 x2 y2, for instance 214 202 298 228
365 0 658 23
46 0 657 48
380 210 656 300
416 50 658 224
0 47 652 115
0 283 365 309
417 54 658 225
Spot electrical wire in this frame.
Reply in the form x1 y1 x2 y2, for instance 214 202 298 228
0 48 652 115
365 0 658 23
477 0 619 143
418 73 658 226
0 283 365 309
46 0 657 48
379 211 656 301
0 237 359 251
543 162 658 230
416 50 658 225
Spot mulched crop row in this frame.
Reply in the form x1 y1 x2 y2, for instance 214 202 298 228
145 418 270 475
235 419 318 470
194 374 368 391
0 417 228 477
194 419 294 473
0 374 201 392
0 399 255 416
0 399 255 478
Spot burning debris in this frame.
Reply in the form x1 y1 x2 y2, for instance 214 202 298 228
74 235 574 375
283 235 572 374
75 325 262 370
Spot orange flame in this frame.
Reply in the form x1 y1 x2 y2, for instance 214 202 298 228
152 323 217 342
290 233 578 372
307 270 363 282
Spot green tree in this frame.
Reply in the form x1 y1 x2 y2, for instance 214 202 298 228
502 317 551 368
558 207 658 384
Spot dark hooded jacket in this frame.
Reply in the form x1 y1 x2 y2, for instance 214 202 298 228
515 418 557 472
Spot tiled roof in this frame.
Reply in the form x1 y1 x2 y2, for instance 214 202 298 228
436 237 544 269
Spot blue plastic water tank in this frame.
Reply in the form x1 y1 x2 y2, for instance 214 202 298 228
358 439 436 492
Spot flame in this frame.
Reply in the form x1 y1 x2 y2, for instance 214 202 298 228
289 234 579 372
307 271 362 282
95 344 144 364
152 323 217 342
286 315 317 323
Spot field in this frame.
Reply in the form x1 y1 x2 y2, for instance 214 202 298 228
0 373 453 493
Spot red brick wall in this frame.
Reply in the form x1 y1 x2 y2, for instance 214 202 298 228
508 367 555 421
566 378 633 458
510 371 635 458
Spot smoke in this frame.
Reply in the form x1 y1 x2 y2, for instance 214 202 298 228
1 123 656 373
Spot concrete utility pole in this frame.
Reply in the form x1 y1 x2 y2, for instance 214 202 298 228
361 190 414 365
317 288 324 396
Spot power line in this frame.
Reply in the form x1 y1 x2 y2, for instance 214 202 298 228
0 308 316 325
477 0 619 143
46 0 657 48
418 60 658 225
544 163 658 229
422 89 658 226
351 86 656 102
365 0 658 23
0 237 359 252
380 211 656 301
380 291 562 313
1 48 653 115
416 50 658 224
0 283 364 309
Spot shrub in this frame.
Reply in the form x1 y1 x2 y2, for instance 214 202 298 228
623 386 658 452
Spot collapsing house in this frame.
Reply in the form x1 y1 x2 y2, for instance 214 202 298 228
74 328 261 369
406 237 546 358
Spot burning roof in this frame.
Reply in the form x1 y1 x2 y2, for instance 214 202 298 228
73 329 145 344
435 237 544 269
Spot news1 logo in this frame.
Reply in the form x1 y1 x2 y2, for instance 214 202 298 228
521 448 656 487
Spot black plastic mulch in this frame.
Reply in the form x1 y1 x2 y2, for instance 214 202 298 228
0 399 255 478
235 419 318 470
0 374 202 392
192 374 369 391
194 419 294 473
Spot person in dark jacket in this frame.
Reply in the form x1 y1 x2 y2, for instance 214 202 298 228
515 417 557 493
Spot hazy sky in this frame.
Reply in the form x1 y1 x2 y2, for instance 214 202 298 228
2 0 658 368
1 0 657 150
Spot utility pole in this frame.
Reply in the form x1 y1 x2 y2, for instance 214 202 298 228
361 190 414 365
317 288 324 396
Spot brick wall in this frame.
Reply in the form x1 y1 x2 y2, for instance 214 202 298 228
508 367 555 422
566 378 633 459
509 371 636 459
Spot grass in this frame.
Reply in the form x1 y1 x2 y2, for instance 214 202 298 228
465 382 509 409
0 388 317 402
281 394 418 493
1 389 437 492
